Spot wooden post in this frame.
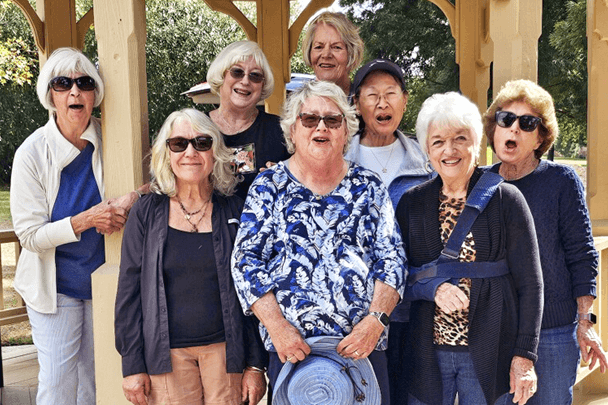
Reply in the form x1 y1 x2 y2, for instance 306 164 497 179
455 0 492 165
587 0 608 237
91 0 149 403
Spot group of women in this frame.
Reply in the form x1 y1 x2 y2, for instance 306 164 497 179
9 8 606 405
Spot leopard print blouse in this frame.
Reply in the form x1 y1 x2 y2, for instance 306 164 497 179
433 191 477 346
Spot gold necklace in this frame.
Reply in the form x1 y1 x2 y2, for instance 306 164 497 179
176 196 211 233
217 108 258 135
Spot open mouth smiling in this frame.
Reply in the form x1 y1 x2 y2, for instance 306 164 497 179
234 88 251 96
69 104 84 110
313 136 329 144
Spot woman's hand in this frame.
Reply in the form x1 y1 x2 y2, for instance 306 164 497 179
434 282 469 314
577 320 608 373
241 368 267 405
268 320 311 363
259 161 277 173
337 315 384 359
509 356 537 405
122 373 151 405
71 200 128 236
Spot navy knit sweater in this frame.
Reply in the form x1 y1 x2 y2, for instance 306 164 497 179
490 160 598 329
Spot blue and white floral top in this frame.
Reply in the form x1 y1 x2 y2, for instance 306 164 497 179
231 160 407 351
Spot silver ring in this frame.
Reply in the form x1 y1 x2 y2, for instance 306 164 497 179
354 350 360 356
286 356 293 362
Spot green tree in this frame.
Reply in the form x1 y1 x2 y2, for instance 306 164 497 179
340 0 588 155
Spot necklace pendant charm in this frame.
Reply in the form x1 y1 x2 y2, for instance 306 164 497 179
185 214 191 220
382 168 387 173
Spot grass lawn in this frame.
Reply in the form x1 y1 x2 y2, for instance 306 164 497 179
0 185 11 226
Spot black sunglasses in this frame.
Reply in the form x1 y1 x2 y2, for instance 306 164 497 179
166 136 213 152
228 67 265 84
49 76 96 92
298 113 344 129
495 110 542 132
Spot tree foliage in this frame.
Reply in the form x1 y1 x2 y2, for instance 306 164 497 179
340 0 588 157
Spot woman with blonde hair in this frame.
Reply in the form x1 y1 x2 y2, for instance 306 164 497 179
207 41 290 199
302 11 364 95
116 108 268 405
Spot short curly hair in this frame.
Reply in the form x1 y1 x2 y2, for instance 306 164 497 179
280 80 358 155
302 12 364 74
483 79 558 159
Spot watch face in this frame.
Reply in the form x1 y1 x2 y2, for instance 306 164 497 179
379 312 390 326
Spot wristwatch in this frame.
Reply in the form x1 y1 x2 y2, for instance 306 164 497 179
576 313 597 324
369 311 390 327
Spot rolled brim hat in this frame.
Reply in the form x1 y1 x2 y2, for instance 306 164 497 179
352 59 407 97
273 336 381 405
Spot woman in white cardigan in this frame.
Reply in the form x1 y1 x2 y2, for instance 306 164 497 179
10 47 145 405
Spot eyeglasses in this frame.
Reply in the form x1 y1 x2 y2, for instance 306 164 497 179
359 91 404 106
166 136 213 152
298 113 344 129
49 76 96 92
495 110 542 132
228 67 265 84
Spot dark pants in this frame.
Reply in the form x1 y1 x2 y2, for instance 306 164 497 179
387 321 409 405
267 348 390 405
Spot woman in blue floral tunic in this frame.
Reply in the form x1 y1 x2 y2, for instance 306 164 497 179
231 80 407 405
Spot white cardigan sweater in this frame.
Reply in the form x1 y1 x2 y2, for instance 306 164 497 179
10 116 104 313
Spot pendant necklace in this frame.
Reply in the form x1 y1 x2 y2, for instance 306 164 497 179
369 140 396 173
176 196 211 233
217 108 258 135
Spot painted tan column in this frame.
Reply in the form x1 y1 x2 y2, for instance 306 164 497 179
489 0 541 92
257 0 289 114
488 0 541 163
587 0 608 238
454 0 493 165
36 0 77 62
91 0 149 403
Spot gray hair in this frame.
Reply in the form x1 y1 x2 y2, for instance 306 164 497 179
280 80 358 154
150 108 238 197
206 41 275 100
36 47 104 112
302 12 364 74
415 92 482 158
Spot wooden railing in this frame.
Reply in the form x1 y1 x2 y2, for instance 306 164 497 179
0 229 28 326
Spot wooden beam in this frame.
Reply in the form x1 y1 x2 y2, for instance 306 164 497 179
204 0 257 41
10 0 45 51
288 0 334 57
426 0 456 38
76 7 94 50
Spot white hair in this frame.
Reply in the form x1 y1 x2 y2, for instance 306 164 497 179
280 80 358 154
36 47 104 112
206 41 275 100
415 91 482 157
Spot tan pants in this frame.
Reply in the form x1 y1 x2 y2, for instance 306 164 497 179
149 342 243 405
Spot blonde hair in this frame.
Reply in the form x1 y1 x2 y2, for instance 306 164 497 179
281 80 358 155
150 109 238 196
206 41 275 100
302 12 364 74
484 79 558 159
36 47 104 112
415 91 482 158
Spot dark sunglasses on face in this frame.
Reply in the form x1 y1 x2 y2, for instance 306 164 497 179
228 67 265 84
49 76 96 92
495 110 542 132
166 136 213 152
298 113 344 129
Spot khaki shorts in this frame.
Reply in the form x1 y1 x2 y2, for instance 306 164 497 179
149 342 242 405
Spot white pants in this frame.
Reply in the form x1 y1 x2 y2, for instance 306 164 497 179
27 294 96 405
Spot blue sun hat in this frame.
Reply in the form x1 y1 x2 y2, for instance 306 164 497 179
273 336 381 405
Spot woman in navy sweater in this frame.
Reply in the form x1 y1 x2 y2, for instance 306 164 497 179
484 79 607 405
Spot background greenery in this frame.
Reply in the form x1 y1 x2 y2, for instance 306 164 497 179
0 0 589 188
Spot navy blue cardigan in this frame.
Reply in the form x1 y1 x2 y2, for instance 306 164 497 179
115 192 267 377
395 168 543 405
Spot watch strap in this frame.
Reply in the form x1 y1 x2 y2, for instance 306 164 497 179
369 311 390 327
576 313 597 324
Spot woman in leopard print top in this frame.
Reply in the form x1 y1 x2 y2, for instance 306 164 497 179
394 92 543 405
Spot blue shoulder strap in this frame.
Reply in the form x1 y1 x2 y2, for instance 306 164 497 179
439 171 504 260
